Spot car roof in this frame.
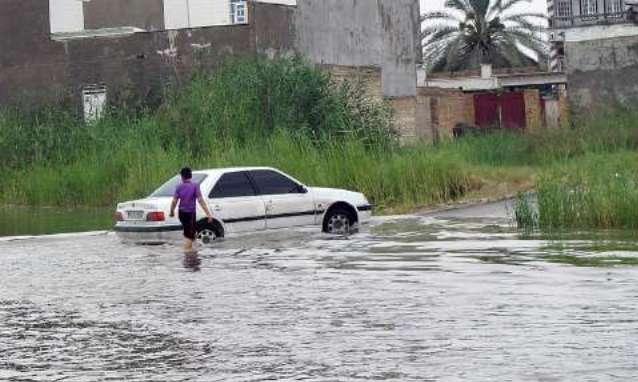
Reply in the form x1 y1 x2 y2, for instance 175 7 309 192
192 167 278 177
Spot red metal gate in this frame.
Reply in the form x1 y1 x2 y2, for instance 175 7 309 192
474 93 499 128
474 92 526 129
500 92 526 129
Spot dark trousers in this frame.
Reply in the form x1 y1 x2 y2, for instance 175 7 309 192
178 211 197 240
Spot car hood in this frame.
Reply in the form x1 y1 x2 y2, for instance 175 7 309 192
308 187 369 206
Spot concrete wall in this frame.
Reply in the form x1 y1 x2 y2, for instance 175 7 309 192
295 0 418 98
83 0 165 31
1 0 68 105
0 0 292 107
251 1 296 57
565 33 638 109
64 26 255 107
295 0 383 67
378 0 418 97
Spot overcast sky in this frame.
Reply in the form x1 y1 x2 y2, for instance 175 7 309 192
421 0 547 15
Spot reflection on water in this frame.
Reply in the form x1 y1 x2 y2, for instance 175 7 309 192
183 252 202 272
1 210 638 381
0 205 112 237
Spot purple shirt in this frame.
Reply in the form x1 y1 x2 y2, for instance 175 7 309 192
174 180 202 213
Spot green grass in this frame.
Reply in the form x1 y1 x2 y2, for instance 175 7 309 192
0 131 472 211
516 152 638 231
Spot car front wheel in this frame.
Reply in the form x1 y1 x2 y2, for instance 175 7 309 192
324 208 354 235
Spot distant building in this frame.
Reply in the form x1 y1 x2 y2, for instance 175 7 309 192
416 65 570 140
547 0 637 72
5 0 424 140
547 0 638 108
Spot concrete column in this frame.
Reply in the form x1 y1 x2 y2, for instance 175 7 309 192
572 0 581 21
379 0 418 98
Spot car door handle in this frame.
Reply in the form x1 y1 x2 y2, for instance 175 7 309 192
213 205 222 211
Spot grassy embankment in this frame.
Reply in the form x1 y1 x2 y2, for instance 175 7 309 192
1 57 637 224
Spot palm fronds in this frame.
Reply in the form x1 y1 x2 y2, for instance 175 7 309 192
422 0 548 72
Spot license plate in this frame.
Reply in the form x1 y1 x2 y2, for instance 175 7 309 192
126 210 145 220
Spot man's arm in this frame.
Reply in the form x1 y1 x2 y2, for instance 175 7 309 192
198 196 214 223
169 197 178 218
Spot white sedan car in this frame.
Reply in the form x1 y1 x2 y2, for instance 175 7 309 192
114 167 372 244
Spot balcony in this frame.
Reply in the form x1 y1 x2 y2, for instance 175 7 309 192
551 11 629 28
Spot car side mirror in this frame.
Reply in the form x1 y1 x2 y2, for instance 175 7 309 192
298 185 308 194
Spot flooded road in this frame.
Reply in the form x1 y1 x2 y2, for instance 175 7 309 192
0 206 111 237
1 201 638 381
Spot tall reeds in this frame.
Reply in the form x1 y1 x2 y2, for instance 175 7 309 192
516 152 638 230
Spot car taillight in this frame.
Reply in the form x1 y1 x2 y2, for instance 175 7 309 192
146 211 166 222
114 211 124 222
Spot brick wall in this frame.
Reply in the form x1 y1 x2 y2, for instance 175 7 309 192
558 85 571 127
523 89 543 130
417 87 475 141
416 94 435 141
323 65 383 101
318 64 423 144
388 97 417 143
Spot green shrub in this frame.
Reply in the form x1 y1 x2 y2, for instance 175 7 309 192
516 152 638 230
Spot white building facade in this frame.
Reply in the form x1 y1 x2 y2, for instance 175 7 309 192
50 0 297 33
49 0 84 33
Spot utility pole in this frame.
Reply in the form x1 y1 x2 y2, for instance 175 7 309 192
186 0 192 28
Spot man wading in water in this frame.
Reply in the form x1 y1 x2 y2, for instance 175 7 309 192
169 167 214 251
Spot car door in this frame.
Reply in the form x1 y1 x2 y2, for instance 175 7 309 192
208 171 267 233
249 169 316 229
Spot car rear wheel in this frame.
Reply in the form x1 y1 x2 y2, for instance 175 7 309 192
196 222 220 246
324 208 353 235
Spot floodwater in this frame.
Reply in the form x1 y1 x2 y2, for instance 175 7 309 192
1 201 638 381
0 206 112 237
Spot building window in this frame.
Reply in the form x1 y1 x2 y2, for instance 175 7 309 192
606 0 624 14
581 0 598 15
82 85 107 123
556 0 573 17
49 0 84 34
231 1 248 24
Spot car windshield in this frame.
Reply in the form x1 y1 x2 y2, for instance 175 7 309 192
149 174 208 198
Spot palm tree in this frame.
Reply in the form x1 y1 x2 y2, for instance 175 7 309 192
421 0 548 72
